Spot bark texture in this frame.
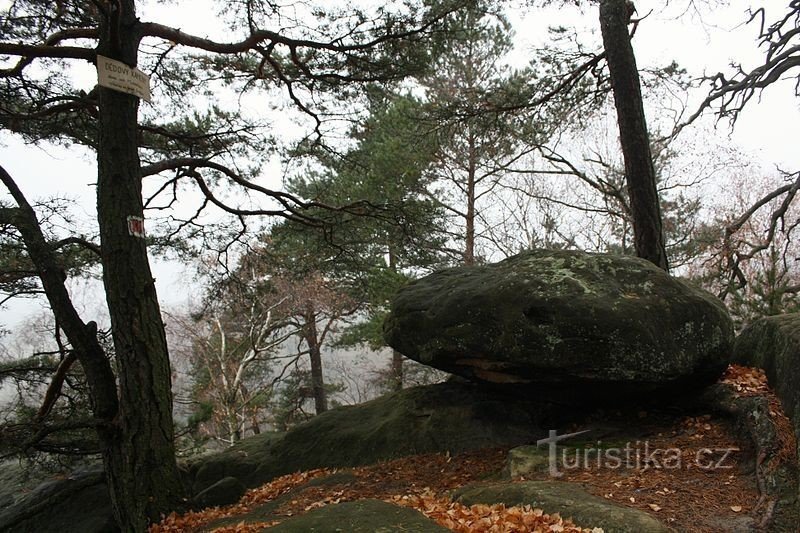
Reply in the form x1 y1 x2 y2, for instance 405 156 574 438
305 310 328 414
95 1 184 529
599 0 669 272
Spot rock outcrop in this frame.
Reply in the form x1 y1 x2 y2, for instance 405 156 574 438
1 381 554 532
186 380 552 495
384 249 733 395
734 313 800 448
0 467 114 533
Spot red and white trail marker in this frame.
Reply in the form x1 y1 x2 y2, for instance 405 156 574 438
127 216 146 238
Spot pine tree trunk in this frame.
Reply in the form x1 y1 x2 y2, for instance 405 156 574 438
95 1 184 529
305 311 328 414
391 349 404 392
599 0 669 272
465 129 477 266
387 247 403 391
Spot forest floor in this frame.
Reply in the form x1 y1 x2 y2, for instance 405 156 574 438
152 366 796 533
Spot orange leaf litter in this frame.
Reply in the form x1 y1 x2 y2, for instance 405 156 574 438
151 365 789 532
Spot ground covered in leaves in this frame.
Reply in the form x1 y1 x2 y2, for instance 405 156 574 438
152 366 795 532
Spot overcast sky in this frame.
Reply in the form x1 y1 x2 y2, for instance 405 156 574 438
1 0 798 333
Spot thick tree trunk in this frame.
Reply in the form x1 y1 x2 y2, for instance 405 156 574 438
95 1 184 529
305 311 328 414
599 0 669 272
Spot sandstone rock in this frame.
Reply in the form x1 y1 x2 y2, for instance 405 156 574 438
384 250 733 394
734 313 800 446
503 445 551 479
733 313 800 528
265 499 448 532
0 467 115 533
4 381 552 531
452 480 671 532
186 380 551 495
192 476 246 509
701 384 799 532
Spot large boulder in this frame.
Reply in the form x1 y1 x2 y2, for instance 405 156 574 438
384 249 733 395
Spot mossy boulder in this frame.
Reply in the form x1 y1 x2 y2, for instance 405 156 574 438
192 476 246 509
503 445 551 479
452 481 670 532
0 467 115 533
734 314 800 463
384 249 733 395
265 499 448 532
186 380 551 494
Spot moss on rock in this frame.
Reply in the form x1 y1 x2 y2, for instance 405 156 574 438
452 480 671 532
734 314 800 444
187 381 551 495
384 250 733 394
265 499 448 532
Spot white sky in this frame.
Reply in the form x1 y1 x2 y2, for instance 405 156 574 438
1 0 798 332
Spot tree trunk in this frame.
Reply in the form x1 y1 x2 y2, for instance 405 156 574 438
387 247 403 391
599 0 669 272
251 414 262 435
0 165 120 457
465 128 477 266
390 349 404 392
95 1 184 529
305 311 328 414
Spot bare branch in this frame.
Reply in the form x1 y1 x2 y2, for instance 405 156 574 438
0 28 98 77
52 236 102 257
36 352 78 421
0 163 118 422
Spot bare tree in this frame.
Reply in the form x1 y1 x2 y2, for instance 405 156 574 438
167 297 297 446
273 273 358 414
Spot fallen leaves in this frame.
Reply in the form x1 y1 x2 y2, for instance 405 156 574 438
149 365 789 532
389 490 602 533
720 365 769 395
552 365 797 530
722 364 798 465
150 469 332 533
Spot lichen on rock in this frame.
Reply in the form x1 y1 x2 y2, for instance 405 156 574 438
384 249 734 396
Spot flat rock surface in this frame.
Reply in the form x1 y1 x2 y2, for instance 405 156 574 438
265 499 448 532
0 467 115 533
452 480 671 533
